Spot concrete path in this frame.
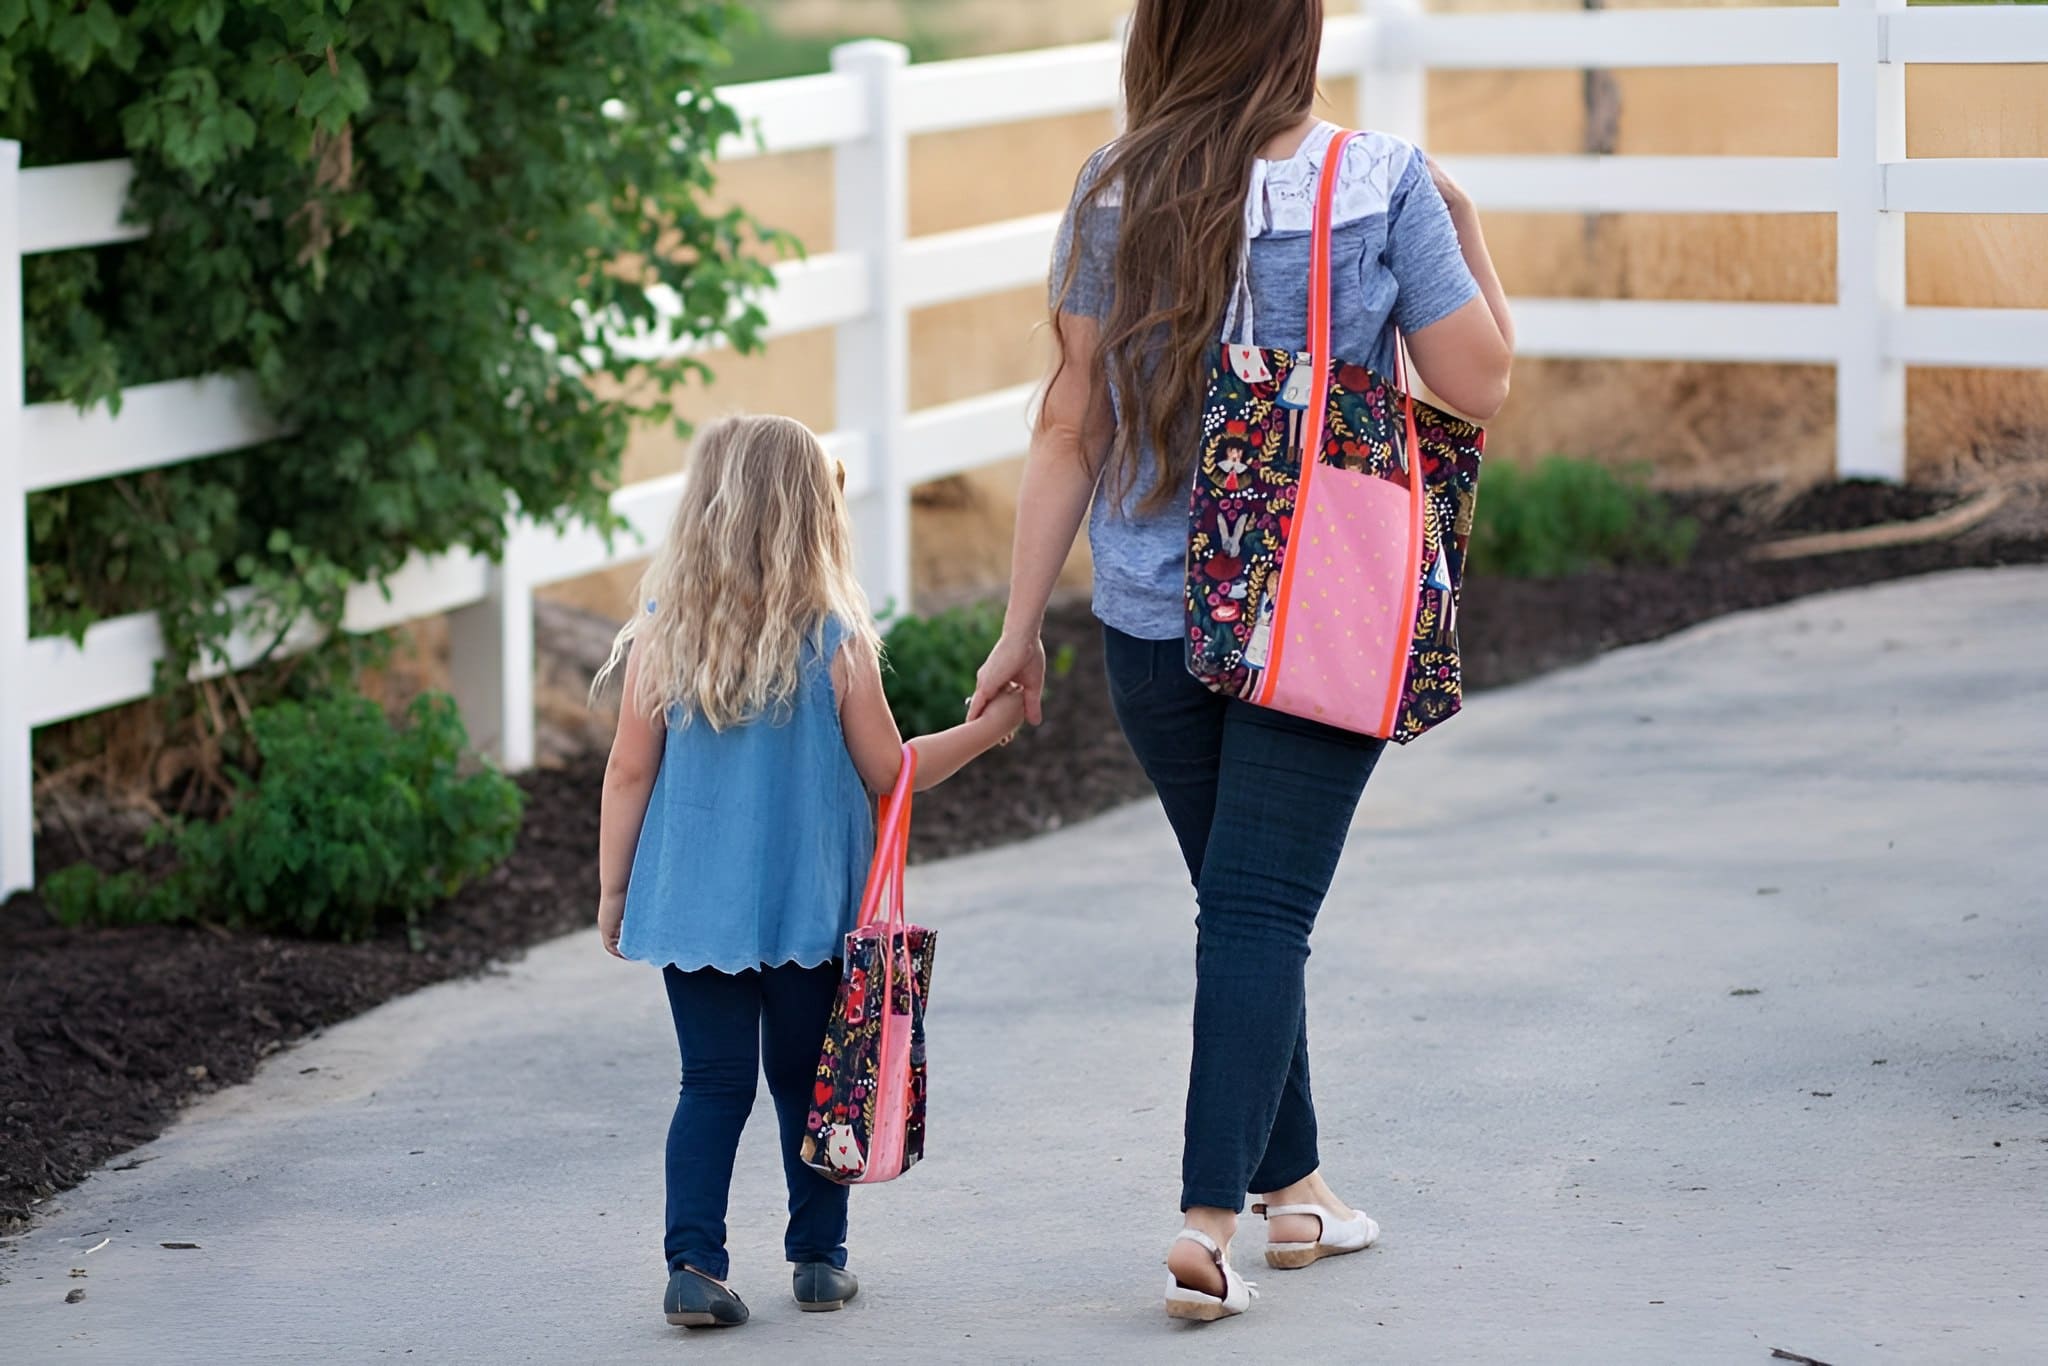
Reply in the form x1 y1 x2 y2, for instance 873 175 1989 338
5 568 2045 1365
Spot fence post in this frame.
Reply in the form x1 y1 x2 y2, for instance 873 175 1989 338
1361 0 1427 146
447 537 536 771
1836 0 1908 481
831 40 913 618
0 141 33 896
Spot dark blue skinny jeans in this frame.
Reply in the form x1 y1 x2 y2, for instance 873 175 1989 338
661 962 849 1280
1102 627 1386 1213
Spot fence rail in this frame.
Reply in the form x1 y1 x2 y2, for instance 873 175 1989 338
5 1 2048 892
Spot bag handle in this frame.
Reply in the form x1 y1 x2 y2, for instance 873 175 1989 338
856 744 923 1114
1304 128 1417 455
1292 126 1357 490
857 742 916 930
1306 129 1349 378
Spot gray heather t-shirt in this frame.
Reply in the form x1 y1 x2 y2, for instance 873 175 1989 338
1049 123 1480 640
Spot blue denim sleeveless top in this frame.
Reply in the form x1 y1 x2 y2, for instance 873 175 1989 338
619 614 873 973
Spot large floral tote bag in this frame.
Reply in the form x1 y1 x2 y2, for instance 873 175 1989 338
802 744 936 1186
1183 129 1483 743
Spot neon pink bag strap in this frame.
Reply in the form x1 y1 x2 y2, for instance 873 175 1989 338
1307 128 1418 449
856 742 916 930
856 744 922 1101
1306 129 1351 368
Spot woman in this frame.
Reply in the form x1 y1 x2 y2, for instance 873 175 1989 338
966 0 1514 1322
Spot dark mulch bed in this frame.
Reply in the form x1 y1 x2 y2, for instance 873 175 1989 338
5 476 2045 1229
1 758 604 1230
1459 487 2043 694
1776 479 1960 534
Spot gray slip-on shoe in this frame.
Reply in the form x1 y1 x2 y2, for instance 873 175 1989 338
665 1267 749 1328
792 1262 859 1312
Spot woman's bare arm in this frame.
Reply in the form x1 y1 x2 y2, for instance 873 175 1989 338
967 312 1115 723
1405 159 1514 421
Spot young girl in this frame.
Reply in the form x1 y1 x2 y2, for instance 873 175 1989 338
592 414 1024 1330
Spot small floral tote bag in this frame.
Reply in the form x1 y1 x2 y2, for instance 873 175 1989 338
1184 128 1484 743
802 745 935 1185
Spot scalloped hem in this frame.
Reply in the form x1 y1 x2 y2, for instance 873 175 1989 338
625 948 845 976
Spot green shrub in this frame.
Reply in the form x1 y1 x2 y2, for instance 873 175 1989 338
879 603 1078 738
43 692 523 944
1471 457 1698 579
6 2 778 682
40 864 156 930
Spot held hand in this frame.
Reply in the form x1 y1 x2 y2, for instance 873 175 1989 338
984 684 1027 746
597 892 626 959
967 632 1046 726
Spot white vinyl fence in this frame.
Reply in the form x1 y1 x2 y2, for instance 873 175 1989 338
5 0 2048 893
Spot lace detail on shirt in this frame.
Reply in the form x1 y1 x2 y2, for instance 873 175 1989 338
1248 124 1411 234
1082 124 1414 233
1222 125 1415 344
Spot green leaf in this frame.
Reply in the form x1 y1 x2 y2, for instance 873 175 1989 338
221 105 257 152
49 13 96 71
82 0 119 50
194 0 226 44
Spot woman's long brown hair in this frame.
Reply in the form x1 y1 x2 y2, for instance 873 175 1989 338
1052 0 1325 514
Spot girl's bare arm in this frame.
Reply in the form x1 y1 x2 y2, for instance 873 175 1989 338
835 645 1024 794
596 644 663 956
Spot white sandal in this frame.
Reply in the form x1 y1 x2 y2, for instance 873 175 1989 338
1254 1201 1381 1269
1163 1229 1258 1321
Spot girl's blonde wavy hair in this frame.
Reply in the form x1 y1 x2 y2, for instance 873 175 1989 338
591 414 880 731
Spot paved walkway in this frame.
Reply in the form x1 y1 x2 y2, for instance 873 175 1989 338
5 569 2045 1364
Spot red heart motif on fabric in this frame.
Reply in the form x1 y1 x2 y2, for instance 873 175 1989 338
814 1080 833 1105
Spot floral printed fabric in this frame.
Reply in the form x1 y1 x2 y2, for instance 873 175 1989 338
801 924 936 1184
1183 343 1483 742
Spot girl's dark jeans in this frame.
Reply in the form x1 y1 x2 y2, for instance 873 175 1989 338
661 961 849 1279
1102 627 1386 1212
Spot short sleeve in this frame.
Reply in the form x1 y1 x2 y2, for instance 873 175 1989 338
818 613 850 661
1384 148 1480 335
1049 148 1117 319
